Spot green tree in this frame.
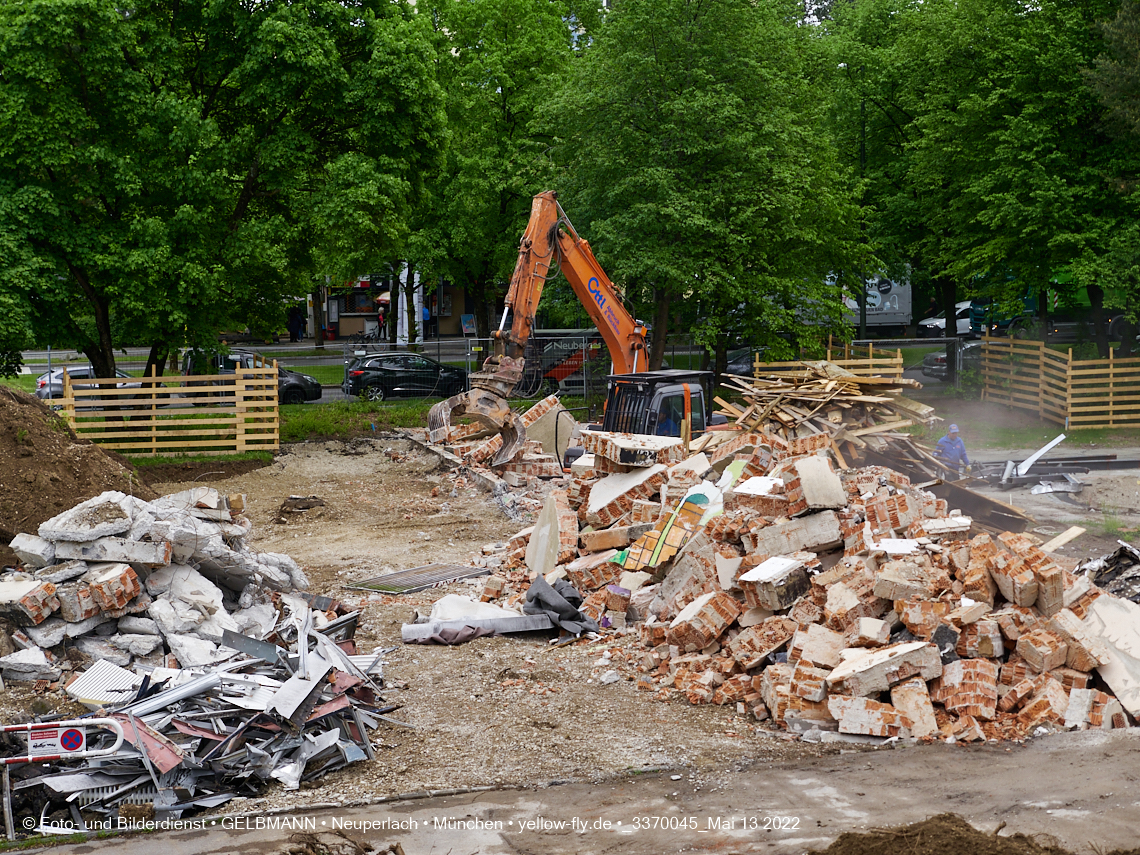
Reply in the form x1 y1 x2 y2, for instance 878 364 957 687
831 0 1140 358
0 0 444 376
416 0 592 339
548 0 861 376
1089 0 1140 140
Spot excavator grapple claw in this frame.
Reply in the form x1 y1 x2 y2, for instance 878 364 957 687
427 388 527 467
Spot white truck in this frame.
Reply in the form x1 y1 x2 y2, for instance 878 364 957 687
843 275 912 336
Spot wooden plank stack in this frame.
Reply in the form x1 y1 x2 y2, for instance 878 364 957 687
702 360 934 464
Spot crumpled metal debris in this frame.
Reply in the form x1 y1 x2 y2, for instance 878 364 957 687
1080 541 1140 604
2 595 397 836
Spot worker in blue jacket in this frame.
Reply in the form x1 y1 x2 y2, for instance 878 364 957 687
934 423 971 474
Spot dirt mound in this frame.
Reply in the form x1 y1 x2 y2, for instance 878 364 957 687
139 457 272 485
0 388 156 561
813 813 1137 855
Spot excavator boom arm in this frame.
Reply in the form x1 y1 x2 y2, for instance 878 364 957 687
497 191 646 374
428 190 646 465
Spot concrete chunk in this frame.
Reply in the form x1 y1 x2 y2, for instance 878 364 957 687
827 695 911 737
1048 608 1111 672
581 522 655 553
76 636 132 667
83 563 142 611
581 431 685 468
728 617 796 669
55 537 172 567
745 511 843 555
38 491 134 542
109 633 164 657
586 465 669 527
0 579 59 625
526 494 562 576
826 642 942 696
1079 595 1140 716
846 617 891 648
738 555 810 610
118 616 160 636
1065 687 1097 730
148 598 207 636
166 633 219 667
0 647 61 682
890 677 938 738
1016 628 1069 673
785 457 846 514
790 661 831 702
24 617 67 648
666 591 741 652
791 623 846 669
34 560 88 585
10 533 56 567
872 560 935 601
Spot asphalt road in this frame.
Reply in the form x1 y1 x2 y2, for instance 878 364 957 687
32 729 1140 855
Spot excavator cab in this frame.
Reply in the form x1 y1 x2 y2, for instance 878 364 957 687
601 371 711 438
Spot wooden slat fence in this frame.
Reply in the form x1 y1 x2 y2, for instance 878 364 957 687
59 365 279 456
749 341 904 381
980 336 1140 428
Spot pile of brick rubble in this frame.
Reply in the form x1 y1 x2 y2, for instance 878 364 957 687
436 399 1136 744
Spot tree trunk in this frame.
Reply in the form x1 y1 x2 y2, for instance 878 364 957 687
142 343 170 388
937 274 957 386
470 277 491 339
1089 283 1110 358
313 284 326 349
1117 322 1135 357
403 264 419 350
70 267 116 376
713 330 729 389
648 287 671 371
388 280 399 343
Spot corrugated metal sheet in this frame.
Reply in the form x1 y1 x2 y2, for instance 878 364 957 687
345 563 489 594
64 660 143 709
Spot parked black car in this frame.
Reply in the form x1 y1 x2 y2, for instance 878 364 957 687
921 341 982 380
181 349 322 405
342 352 468 401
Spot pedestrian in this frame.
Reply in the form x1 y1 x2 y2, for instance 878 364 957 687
934 423 971 474
287 308 304 342
925 296 939 321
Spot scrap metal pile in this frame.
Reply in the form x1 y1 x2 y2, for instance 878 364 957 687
0 489 391 832
425 365 1139 744
3 596 386 831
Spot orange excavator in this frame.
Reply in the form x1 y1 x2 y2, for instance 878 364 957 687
428 191 712 465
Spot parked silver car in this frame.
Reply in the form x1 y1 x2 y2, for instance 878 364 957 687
921 341 982 380
35 367 141 400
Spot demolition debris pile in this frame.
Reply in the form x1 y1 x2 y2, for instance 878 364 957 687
0 487 308 681
430 369 1139 744
3 594 385 828
1 488 390 830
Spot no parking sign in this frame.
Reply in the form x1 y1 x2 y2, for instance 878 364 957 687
26 726 86 757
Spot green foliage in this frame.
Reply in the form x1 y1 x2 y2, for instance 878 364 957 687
410 0 589 337
1088 0 1140 140
0 0 444 374
546 0 861 365
829 0 1140 326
